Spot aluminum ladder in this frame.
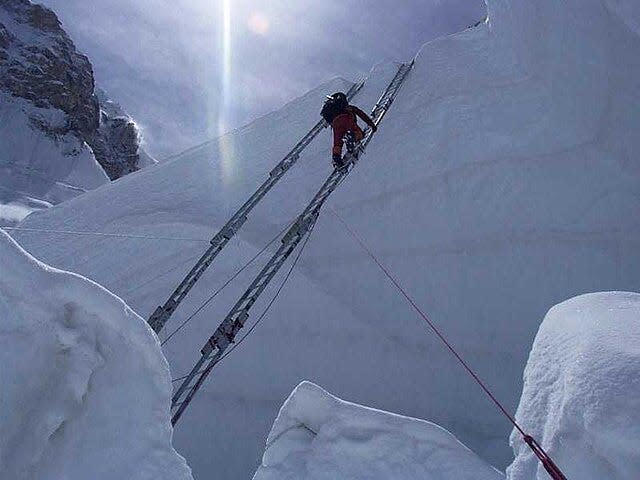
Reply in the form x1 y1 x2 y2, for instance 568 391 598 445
170 61 414 425
148 80 365 334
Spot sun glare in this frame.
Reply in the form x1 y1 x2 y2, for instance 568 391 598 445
248 12 270 35
218 0 235 183
215 3 271 184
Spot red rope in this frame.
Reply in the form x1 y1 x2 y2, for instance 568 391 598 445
329 206 567 480
524 436 568 480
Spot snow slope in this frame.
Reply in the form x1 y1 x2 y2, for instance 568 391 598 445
253 381 503 480
0 94 108 225
0 229 192 480
0 0 155 225
508 292 640 480
0 1 108 225
11 0 640 477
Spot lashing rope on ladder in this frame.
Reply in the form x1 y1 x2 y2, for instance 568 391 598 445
329 205 567 480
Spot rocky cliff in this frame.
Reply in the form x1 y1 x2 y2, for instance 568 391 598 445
0 0 149 180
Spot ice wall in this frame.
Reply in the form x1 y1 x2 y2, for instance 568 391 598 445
508 292 640 480
0 229 192 480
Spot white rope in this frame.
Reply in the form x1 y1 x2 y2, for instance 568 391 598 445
1 226 210 243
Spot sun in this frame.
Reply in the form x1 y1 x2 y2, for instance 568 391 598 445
247 11 270 35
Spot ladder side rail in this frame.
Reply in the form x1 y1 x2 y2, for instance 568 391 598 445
170 63 414 423
148 121 325 333
171 354 210 405
170 169 348 421
148 244 221 332
201 79 364 229
170 216 316 422
219 246 297 330
212 62 417 345
171 351 221 425
149 80 365 333
203 212 319 355
339 62 413 173
198 64 411 342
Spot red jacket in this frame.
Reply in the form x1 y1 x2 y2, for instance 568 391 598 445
331 106 376 156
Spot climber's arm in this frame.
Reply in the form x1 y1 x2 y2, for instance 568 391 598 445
352 106 377 131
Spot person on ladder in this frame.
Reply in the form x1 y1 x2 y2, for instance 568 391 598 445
321 91 377 169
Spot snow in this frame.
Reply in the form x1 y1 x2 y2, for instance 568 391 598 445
0 3 110 220
0 94 108 225
0 197 51 225
8 0 640 477
254 381 503 480
0 229 192 480
508 292 640 480
0 1 155 224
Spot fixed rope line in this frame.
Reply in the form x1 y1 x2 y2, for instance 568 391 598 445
216 218 317 365
170 216 321 425
169 61 415 426
0 163 87 192
170 220 316 385
329 206 567 480
125 254 202 296
1 226 209 243
172 373 193 384
161 221 293 347
147 80 366 335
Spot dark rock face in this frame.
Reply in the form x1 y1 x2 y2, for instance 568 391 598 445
0 0 143 179
0 23 14 48
26 3 60 31
93 112 141 179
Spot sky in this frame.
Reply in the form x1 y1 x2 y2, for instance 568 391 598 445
40 0 486 159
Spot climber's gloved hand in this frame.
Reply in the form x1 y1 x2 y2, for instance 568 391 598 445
332 153 342 163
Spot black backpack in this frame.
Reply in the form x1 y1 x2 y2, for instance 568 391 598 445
321 92 348 124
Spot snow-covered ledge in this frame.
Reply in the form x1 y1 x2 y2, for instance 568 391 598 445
253 381 503 480
508 292 640 480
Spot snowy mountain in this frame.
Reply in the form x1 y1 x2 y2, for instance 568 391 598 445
8 0 640 478
0 0 153 225
0 229 192 480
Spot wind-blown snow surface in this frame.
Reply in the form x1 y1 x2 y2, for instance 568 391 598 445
254 381 503 480
11 0 640 477
0 229 192 480
508 292 640 480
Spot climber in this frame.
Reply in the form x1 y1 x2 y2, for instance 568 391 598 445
321 92 377 168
